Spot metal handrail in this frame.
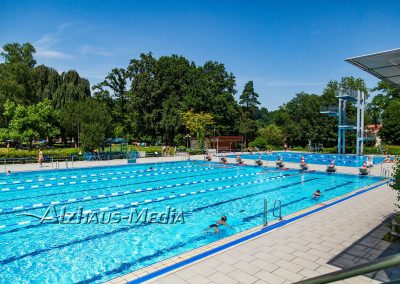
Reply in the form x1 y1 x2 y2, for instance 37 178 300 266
263 199 283 227
320 107 338 113
273 200 283 221
263 199 268 227
381 168 391 178
296 253 400 284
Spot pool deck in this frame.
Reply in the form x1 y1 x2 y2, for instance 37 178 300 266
2 153 398 283
0 155 188 173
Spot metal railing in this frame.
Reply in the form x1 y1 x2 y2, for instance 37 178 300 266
320 106 338 113
362 132 376 141
337 88 358 101
381 167 391 178
2 156 76 173
263 199 268 226
296 253 400 284
1 151 192 173
263 199 283 227
273 200 283 221
339 118 357 128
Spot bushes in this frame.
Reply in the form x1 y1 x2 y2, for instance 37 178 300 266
387 146 400 155
390 162 400 213
248 137 267 150
0 148 80 159
187 148 205 155
321 146 400 155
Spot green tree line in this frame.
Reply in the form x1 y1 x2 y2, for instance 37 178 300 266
0 42 399 150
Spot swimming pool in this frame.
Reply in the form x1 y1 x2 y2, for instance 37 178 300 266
229 152 385 167
0 161 382 283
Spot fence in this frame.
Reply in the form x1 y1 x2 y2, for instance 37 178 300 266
1 150 190 173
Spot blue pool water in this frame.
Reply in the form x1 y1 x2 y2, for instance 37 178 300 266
0 161 382 283
228 152 385 167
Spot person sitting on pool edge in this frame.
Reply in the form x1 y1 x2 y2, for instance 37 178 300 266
206 215 233 234
383 155 391 163
312 190 321 199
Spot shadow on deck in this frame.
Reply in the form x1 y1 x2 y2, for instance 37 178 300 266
328 214 400 282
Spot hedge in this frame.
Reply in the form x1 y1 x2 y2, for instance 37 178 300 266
0 148 80 159
322 146 400 155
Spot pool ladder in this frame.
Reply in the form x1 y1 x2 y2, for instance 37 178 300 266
381 167 391 178
263 199 283 227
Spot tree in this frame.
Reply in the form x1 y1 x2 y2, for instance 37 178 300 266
366 94 389 124
249 137 267 149
127 52 160 142
0 42 38 109
239 112 258 146
367 81 400 125
93 68 130 135
239 80 260 112
198 61 239 135
183 110 214 148
0 99 59 145
33 65 61 102
371 81 400 101
59 98 112 150
1 42 36 67
259 124 285 146
52 70 91 109
380 99 400 145
340 76 369 99
125 54 241 143
253 107 269 126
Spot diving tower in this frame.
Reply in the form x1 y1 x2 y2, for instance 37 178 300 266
320 88 366 155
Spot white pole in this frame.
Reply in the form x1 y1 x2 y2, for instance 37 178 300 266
361 91 365 155
356 90 361 155
343 101 346 154
338 99 342 154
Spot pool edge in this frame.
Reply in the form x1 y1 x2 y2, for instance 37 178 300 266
107 178 391 284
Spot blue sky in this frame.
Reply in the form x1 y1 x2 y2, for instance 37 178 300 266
1 1 400 110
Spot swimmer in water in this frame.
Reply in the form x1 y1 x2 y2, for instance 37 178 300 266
312 190 321 199
206 216 233 234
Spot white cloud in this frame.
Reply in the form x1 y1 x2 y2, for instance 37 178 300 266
36 49 72 59
35 24 73 60
79 44 112 56
236 74 323 88
34 23 112 60
261 80 324 87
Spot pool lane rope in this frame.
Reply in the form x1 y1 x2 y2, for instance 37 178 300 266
0 162 198 187
0 173 298 229
0 171 286 214
0 164 226 193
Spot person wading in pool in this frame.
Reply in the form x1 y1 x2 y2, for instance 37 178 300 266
206 216 233 234
312 190 321 199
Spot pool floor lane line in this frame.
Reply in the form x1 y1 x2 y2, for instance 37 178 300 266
125 180 389 284
0 177 318 265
